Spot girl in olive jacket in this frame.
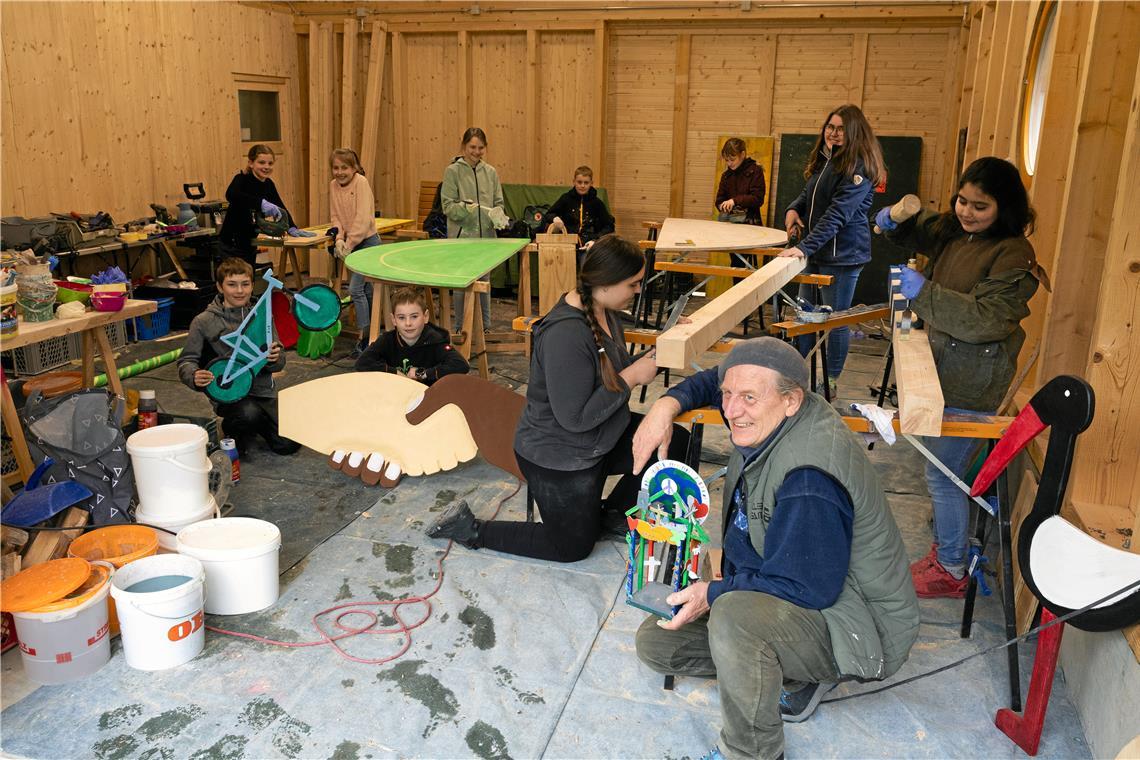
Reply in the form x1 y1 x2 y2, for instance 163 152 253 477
882 156 1046 599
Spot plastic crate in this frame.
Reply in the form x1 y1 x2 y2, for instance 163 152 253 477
106 319 129 348
133 297 174 340
3 331 82 375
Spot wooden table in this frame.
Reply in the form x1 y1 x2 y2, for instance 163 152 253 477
346 239 531 379
1 299 156 488
63 228 218 281
256 218 415 289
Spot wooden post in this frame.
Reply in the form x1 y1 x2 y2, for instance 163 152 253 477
392 32 410 218
360 24 388 183
669 34 691 218
848 33 868 106
592 21 607 186
891 327 945 436
990 1 1032 159
458 30 472 133
964 4 996 163
340 16 358 149
526 29 539 183
308 21 335 280
976 1 1012 158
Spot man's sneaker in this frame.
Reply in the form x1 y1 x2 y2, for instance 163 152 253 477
426 500 481 547
911 558 967 598
779 681 836 723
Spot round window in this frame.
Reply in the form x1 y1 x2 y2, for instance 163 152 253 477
1021 1 1059 178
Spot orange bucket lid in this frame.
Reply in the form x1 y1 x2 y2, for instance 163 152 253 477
68 525 159 567
34 562 111 612
0 557 90 612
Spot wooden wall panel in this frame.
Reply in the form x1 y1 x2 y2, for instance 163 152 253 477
0 1 302 223
862 32 956 205
537 32 598 186
605 34 676 239
400 33 461 213
681 34 775 221
469 32 528 183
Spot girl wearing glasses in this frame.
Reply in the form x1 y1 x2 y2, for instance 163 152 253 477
779 105 885 396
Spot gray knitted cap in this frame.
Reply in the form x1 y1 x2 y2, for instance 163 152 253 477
717 337 810 390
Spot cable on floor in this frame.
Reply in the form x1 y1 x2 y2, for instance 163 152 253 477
204 479 522 665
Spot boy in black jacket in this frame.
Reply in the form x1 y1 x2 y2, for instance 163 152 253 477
354 288 469 384
541 166 615 251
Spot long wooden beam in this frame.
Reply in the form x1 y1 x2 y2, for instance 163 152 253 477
359 25 387 182
339 17 358 148
892 327 944 436
656 255 805 369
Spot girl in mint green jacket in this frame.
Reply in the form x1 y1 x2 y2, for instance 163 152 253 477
441 127 505 333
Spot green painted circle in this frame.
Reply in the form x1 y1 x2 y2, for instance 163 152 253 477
293 284 341 331
345 238 530 288
204 358 253 404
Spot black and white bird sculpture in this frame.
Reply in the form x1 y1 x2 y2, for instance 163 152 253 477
970 375 1140 632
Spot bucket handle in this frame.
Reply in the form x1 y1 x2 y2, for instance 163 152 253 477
163 456 211 475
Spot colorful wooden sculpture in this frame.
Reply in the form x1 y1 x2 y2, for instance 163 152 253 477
625 460 711 619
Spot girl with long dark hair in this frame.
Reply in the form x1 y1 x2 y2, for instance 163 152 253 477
779 104 886 394
427 234 690 562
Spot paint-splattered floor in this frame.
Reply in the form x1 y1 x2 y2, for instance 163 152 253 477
1 302 1091 759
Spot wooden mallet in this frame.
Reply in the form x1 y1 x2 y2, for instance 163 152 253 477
874 194 922 234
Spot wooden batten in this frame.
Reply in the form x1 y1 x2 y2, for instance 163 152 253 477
656 255 804 369
891 327 945 436
668 34 691 218
360 24 388 183
340 17 358 149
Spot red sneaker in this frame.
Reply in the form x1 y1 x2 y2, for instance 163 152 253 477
910 544 939 574
911 559 967 598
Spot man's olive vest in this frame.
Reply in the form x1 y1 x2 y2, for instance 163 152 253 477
723 393 920 679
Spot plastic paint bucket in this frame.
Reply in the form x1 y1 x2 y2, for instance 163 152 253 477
110 554 205 671
7 560 114 685
68 525 159 635
136 497 219 553
176 517 281 615
126 424 210 518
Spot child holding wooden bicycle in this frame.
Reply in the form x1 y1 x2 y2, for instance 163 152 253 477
177 257 300 457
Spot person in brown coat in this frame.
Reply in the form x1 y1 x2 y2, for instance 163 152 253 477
715 138 767 224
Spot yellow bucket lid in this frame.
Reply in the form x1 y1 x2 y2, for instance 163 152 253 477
0 557 91 612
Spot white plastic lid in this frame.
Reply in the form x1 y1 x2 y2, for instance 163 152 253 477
126 423 207 455
138 389 156 400
176 517 281 562
135 496 217 527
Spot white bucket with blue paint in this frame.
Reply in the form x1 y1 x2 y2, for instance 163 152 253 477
109 553 205 671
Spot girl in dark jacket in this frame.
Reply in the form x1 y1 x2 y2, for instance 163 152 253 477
427 235 689 562
219 144 294 266
780 105 885 393
882 157 1044 598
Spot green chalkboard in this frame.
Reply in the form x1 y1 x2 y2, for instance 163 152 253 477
773 135 923 305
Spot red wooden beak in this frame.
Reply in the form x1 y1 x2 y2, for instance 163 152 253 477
970 403 1046 497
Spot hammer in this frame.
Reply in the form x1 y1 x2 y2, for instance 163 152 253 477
873 194 922 234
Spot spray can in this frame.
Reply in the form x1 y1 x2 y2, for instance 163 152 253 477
220 438 240 485
137 390 159 430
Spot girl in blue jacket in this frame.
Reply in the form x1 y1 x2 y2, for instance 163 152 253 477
779 104 885 394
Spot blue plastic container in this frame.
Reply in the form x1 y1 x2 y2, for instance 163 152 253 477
134 297 175 340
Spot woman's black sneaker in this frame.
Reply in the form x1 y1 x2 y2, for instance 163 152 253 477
426 500 481 547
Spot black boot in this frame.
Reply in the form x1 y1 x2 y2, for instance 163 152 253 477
260 428 302 456
426 500 481 547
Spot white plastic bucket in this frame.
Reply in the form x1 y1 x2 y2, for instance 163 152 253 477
126 424 210 518
136 497 219 552
177 518 281 615
110 554 205 671
11 561 114 685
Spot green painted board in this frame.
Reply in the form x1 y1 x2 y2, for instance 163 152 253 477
345 238 530 288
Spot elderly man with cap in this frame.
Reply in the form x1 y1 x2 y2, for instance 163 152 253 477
631 337 918 760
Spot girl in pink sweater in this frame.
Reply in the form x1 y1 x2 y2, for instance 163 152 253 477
329 148 381 356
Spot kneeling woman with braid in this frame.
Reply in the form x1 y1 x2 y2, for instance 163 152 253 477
428 235 690 562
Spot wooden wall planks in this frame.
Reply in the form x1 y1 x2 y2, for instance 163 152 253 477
0 1 303 223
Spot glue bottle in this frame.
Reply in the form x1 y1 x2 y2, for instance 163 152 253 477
137 390 158 430
221 438 240 485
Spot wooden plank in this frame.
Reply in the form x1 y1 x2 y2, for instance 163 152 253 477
975 1 1011 158
593 21 607 185
360 25 387 183
535 233 577 315
392 31 409 218
954 12 982 178
990 1 1032 159
891 327 944 436
654 259 832 286
848 33 868 106
656 255 805 369
340 16 358 148
458 30 472 131
964 4 995 162
668 34 691 218
756 34 776 137
22 507 88 568
1 552 20 580
526 29 539 183
1038 1 1140 383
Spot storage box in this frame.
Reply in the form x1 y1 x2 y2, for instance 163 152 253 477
3 332 82 375
133 298 174 340
132 284 215 331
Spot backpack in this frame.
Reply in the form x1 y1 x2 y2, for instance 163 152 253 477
20 389 135 525
424 183 448 239
521 204 550 239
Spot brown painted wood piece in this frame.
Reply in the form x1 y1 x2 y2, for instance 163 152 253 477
406 374 526 482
